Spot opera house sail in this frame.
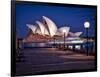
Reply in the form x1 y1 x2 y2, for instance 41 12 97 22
26 24 37 34
68 32 83 37
57 27 70 37
42 16 57 37
25 16 83 42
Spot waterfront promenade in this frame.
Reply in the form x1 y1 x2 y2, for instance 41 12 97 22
16 48 95 76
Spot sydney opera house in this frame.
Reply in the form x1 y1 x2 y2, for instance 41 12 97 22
16 17 95 76
24 16 82 42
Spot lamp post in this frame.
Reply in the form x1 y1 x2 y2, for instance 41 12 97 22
53 37 56 48
84 21 90 56
63 29 66 50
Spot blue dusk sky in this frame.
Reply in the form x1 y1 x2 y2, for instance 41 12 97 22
16 3 96 38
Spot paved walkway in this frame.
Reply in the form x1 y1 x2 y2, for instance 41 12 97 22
16 48 95 76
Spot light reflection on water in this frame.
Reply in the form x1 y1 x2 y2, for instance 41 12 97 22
31 43 47 47
23 41 95 53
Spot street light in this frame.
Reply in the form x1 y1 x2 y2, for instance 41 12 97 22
63 29 66 50
53 36 56 48
84 21 90 56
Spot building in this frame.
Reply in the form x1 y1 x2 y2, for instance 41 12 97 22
25 16 82 42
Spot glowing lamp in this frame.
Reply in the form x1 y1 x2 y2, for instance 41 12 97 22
84 21 90 28
62 29 66 33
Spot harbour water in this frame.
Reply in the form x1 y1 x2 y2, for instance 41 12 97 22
22 41 95 53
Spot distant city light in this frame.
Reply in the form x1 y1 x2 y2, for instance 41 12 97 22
75 45 81 50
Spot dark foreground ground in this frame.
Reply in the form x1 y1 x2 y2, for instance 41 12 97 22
15 48 96 76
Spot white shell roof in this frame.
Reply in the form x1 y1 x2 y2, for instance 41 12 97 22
36 21 45 35
58 27 70 36
26 16 82 37
42 16 57 37
36 21 51 35
26 24 37 33
35 28 41 34
69 32 82 37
